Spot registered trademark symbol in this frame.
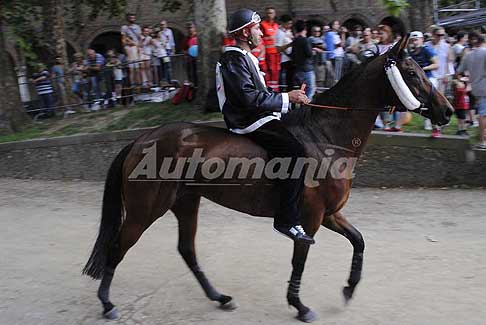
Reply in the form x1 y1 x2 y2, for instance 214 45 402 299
352 137 362 148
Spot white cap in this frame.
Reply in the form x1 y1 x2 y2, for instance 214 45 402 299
410 31 423 39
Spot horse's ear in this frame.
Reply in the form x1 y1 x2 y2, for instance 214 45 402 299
388 33 410 60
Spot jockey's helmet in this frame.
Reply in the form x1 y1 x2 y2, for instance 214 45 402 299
228 9 261 34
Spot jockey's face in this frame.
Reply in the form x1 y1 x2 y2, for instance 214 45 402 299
244 23 263 49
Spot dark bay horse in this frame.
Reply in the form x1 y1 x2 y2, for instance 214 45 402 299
83 35 453 322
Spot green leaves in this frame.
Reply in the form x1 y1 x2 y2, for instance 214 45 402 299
382 0 410 17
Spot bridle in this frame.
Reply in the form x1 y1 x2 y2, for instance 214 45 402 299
303 58 434 116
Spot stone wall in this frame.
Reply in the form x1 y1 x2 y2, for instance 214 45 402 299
1 123 484 187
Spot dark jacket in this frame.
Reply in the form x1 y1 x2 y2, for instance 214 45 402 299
216 46 289 134
292 36 314 72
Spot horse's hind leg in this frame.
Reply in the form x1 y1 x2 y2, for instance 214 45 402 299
98 220 148 319
322 211 365 304
171 193 237 311
98 184 177 319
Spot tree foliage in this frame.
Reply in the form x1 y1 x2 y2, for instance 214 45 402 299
381 0 410 17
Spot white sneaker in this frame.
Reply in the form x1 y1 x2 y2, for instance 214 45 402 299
472 120 479 128
424 119 433 130
375 116 384 129
273 224 315 245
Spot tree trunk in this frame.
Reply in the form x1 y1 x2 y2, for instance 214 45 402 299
43 0 73 107
0 13 29 136
407 0 434 31
193 0 227 112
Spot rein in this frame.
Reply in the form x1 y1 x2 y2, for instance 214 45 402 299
303 102 396 113
299 82 395 114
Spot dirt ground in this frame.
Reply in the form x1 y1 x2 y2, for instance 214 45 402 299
0 178 485 325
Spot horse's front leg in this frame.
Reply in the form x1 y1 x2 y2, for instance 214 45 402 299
287 211 323 323
322 211 365 304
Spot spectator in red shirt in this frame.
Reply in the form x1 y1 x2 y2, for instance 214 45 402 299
453 78 470 136
260 7 280 92
222 33 236 52
183 22 198 86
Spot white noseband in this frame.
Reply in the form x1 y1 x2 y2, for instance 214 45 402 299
385 60 424 111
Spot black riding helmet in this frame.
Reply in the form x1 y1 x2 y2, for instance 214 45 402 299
228 9 261 34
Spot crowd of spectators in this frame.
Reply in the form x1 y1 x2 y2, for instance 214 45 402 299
28 7 486 149
221 7 485 148
31 13 198 115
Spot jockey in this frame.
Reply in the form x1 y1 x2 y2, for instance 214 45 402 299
215 8 315 245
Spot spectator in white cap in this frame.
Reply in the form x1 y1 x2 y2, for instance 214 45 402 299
408 30 441 137
426 27 454 94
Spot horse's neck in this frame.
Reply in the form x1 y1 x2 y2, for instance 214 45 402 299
288 61 390 159
306 109 378 158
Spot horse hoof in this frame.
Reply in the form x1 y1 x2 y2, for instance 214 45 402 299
103 306 120 320
342 286 353 305
297 310 317 323
219 298 238 311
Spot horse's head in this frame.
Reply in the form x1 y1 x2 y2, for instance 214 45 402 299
384 34 454 126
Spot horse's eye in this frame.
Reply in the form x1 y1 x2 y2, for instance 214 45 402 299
408 71 416 77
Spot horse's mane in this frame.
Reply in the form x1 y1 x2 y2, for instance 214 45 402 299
282 54 382 146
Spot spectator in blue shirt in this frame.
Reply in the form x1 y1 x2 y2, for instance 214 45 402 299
409 31 440 136
324 21 338 60
409 31 439 79
84 49 105 107
51 57 66 106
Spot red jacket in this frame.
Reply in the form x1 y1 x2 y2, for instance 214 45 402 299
260 20 279 54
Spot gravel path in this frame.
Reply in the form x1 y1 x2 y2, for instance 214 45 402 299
1 178 485 325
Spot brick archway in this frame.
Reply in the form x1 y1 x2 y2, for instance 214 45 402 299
342 14 373 30
88 31 122 55
84 26 122 52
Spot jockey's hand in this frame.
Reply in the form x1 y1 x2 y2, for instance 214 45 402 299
288 90 310 105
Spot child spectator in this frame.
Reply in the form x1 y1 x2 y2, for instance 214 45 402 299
106 53 123 103
452 77 470 136
183 22 198 86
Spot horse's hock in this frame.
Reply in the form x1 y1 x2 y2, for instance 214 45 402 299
0 122 484 187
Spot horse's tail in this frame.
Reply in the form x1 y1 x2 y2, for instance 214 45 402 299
82 142 134 280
